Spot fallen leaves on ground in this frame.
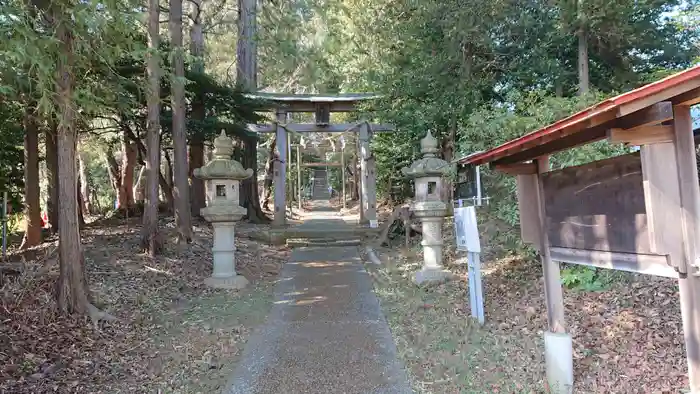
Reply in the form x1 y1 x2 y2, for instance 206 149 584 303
370 216 688 394
0 215 289 393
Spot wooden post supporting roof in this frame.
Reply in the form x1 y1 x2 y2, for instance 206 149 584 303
534 156 567 333
672 105 700 393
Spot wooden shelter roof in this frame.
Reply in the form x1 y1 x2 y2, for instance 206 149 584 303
458 65 700 166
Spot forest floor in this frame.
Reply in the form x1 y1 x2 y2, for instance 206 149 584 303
2 202 690 393
368 204 687 394
0 214 289 393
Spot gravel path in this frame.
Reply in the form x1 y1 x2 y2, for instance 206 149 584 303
223 203 412 394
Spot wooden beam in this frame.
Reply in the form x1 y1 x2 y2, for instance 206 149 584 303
616 101 673 129
549 247 677 278
672 86 700 106
273 102 360 113
248 123 395 133
513 109 619 154
494 161 537 175
302 162 342 167
497 126 608 165
608 125 674 145
619 78 700 116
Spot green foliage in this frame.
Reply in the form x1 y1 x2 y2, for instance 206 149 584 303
5 213 25 236
88 47 265 152
560 265 607 292
0 0 145 120
305 0 698 210
0 102 24 200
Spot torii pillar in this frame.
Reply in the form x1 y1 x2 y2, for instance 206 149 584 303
273 109 287 226
359 123 377 225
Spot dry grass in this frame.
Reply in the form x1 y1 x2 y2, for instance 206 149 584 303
369 214 688 393
367 250 545 394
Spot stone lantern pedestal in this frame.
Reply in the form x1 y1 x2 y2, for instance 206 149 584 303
194 131 254 290
402 131 452 285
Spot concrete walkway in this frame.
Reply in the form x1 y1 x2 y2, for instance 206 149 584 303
224 202 412 394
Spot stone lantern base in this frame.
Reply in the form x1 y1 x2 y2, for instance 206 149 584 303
414 267 453 285
202 210 248 290
205 275 249 290
413 213 453 286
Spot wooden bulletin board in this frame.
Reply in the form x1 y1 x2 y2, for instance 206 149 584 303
541 153 650 254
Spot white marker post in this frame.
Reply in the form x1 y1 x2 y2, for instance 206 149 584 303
454 200 484 324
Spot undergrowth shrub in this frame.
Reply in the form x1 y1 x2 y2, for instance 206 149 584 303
560 264 631 291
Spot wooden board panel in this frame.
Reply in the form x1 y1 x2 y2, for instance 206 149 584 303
516 174 540 248
541 153 650 254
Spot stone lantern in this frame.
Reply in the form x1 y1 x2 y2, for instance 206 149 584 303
193 131 254 289
401 130 452 285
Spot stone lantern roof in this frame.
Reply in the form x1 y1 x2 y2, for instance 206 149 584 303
193 131 254 180
401 130 450 178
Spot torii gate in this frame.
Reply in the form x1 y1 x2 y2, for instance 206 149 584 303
246 93 395 227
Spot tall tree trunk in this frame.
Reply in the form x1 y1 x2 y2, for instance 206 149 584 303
77 167 85 228
54 10 90 315
188 0 206 218
142 0 163 255
262 135 276 210
118 132 136 209
77 151 91 214
555 81 564 97
240 138 268 222
236 0 257 89
45 122 59 233
133 165 146 203
164 149 174 190
236 0 267 222
441 121 456 206
188 144 204 216
162 149 175 208
577 0 589 95
123 127 174 213
105 144 121 199
20 105 42 249
170 0 193 242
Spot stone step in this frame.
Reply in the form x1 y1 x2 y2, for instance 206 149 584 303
286 238 362 247
279 227 378 240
